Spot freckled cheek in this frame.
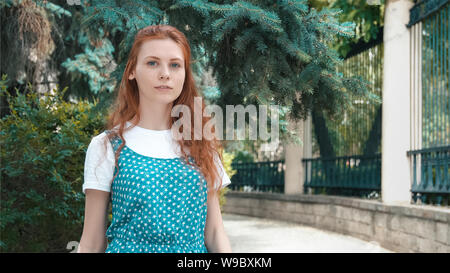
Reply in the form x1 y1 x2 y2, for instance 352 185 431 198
174 73 186 87
150 71 161 80
136 69 158 82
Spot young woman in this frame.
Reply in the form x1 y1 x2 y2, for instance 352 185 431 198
78 25 232 253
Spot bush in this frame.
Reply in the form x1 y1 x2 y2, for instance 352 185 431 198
0 75 106 252
231 150 255 163
219 152 237 209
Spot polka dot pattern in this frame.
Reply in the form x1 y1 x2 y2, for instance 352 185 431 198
104 131 209 253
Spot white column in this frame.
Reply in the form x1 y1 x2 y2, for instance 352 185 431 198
381 0 414 205
284 115 310 195
303 113 312 194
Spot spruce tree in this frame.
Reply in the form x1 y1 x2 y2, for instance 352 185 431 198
2 0 381 143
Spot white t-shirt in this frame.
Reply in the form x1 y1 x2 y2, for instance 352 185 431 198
82 121 231 194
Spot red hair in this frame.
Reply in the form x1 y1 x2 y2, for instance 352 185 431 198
103 24 223 197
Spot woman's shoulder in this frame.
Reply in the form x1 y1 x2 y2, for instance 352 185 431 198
86 131 110 152
88 129 123 152
91 131 110 143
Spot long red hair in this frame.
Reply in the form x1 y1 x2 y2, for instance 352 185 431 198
103 24 223 197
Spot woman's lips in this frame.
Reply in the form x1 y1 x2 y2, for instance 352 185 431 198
155 86 172 91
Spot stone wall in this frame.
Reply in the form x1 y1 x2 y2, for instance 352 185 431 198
222 192 450 253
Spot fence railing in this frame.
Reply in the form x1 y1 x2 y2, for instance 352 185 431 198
408 0 449 206
407 0 449 27
302 154 381 198
407 145 450 206
229 160 285 193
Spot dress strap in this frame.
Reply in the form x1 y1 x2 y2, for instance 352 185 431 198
104 129 123 153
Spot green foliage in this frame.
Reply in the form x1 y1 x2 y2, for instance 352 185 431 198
61 27 117 94
201 86 222 101
83 0 163 39
0 0 23 8
0 75 106 252
2 0 381 148
327 0 385 58
219 151 236 209
232 150 255 163
40 1 72 18
165 0 379 146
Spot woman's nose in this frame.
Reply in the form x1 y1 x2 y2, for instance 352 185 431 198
159 64 170 79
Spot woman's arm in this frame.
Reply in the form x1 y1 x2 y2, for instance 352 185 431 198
204 192 232 253
78 189 110 253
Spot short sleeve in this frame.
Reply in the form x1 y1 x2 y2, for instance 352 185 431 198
82 132 115 194
213 153 232 190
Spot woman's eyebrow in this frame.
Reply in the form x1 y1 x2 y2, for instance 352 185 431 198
144 56 183 62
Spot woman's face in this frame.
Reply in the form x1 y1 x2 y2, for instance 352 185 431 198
129 38 186 106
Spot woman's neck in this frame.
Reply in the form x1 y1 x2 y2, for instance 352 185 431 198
132 102 172 130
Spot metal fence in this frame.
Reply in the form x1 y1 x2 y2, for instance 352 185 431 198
314 30 383 157
229 160 285 193
305 31 383 198
408 0 449 205
407 146 450 205
302 154 381 198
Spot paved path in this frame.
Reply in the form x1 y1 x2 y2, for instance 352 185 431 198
222 213 394 253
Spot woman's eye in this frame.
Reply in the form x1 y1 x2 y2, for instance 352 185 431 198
171 63 180 68
148 61 157 66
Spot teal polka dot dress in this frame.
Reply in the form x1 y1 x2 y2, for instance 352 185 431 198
103 130 209 253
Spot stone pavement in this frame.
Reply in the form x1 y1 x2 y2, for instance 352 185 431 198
222 213 394 253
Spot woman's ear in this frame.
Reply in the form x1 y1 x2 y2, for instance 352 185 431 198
128 71 135 80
